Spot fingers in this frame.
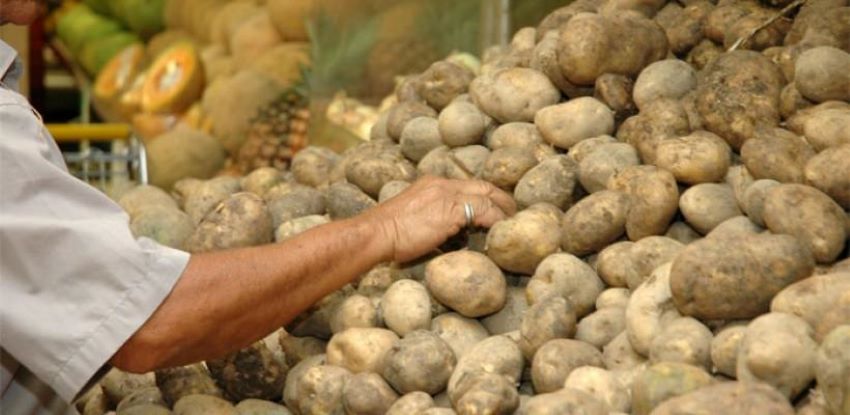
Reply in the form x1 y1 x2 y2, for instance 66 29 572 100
448 179 517 217
462 194 509 228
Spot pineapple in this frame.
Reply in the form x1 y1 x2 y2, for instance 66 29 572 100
234 90 311 173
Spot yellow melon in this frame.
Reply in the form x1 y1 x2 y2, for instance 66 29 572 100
94 44 145 103
141 42 204 114
119 71 148 120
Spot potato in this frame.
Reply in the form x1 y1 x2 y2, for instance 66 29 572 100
482 287 530 335
325 182 377 220
630 362 713 415
627 236 685 290
447 335 524 403
234 399 291 415
240 167 285 198
762 184 848 263
173 394 236 415
536 0 599 40
652 381 794 415
517 388 607 415
567 136 616 163
655 1 713 54
531 30 595 98
596 242 635 288
564 367 630 413
400 117 442 162
381 280 431 336
206 340 287 402
377 180 411 203
737 312 818 398
421 409 457 415
438 101 490 147
816 325 850 415
341 372 398 415
679 183 742 235
480 147 539 190
488 122 544 150
431 312 490 360
325 328 398 374
182 177 242 225
278 335 326 368
292 364 351 415
445 145 491 180
274 215 329 243
129 205 194 250
557 12 668 86
740 179 780 227
795 47 850 103
119 185 179 218
116 387 166 412
469 67 561 123
770 272 850 339
578 143 640 193
452 371 520 415
287 287 355 339
710 321 748 378
559 190 629 256
648 317 712 370
381 330 456 395
282 354 324 411
664 221 701 244
527 253 605 318
328 293 377 334
386 101 438 141
290 146 339 188
596 288 630 310
386 392 435 415
575 307 627 349
416 61 475 111
514 155 578 210
608 165 679 240
370 111 391 141
536 98 615 151
805 144 850 209
531 339 604 393
703 1 760 43
156 364 223 406
625 263 681 356
518 296 577 360
780 83 814 119
603 331 648 371
816 291 850 343
617 98 691 165
118 404 171 415
670 232 814 320
101 369 156 406
633 60 697 111
345 149 417 199
185 192 273 253
593 73 636 122
266 186 325 228
485 207 561 275
704 216 764 241
654 130 731 185
694 51 783 150
426 251 507 318
739 129 815 185
724 165 755 210
686 39 722 70
723 9 791 51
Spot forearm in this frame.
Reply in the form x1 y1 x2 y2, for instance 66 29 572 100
112 216 391 372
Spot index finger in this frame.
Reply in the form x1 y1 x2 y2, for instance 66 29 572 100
452 179 517 217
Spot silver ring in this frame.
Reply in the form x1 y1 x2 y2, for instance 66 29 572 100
463 202 475 227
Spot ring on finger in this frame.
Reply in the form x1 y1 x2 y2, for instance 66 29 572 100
463 202 475 227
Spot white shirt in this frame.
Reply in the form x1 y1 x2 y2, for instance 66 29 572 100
0 40 190 414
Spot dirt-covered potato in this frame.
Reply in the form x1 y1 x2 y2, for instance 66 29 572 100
805 144 850 209
156 364 224 406
180 176 242 225
382 330 456 395
723 8 791 51
594 73 636 122
737 312 818 398
325 327 398 374
655 1 713 55
625 263 681 356
608 165 679 240
381 279 431 336
345 148 417 199
118 403 171 415
695 51 783 150
578 143 640 193
447 335 524 403
762 184 848 263
531 339 604 393
291 364 351 415
816 325 850 415
704 216 764 241
173 394 237 415
563 367 630 413
101 369 156 406
518 296 577 360
654 381 794 414
452 371 520 415
431 312 490 360
627 236 685 290
291 146 339 188
119 185 179 218
240 167 285 198
740 128 815 184
469 67 560 123
116 387 166 412
535 98 615 151
527 253 605 318
703 1 759 43
648 317 712 370
514 155 578 210
670 232 814 320
630 362 713 415
679 183 742 235
481 287 529 335
400 117 443 162
266 186 326 228
633 59 697 111
596 288 630 310
386 101 438 141
779 83 813 119
129 205 194 250
686 39 722 70
325 182 377 220
617 98 691 164
596 242 634 288
417 61 475 111
560 190 630 256
286 287 353 339
377 180 411 203
575 307 626 349
342 372 399 415
281 354 323 411
558 12 668 86
664 221 701 245
770 273 850 340
517 388 607 415
795 47 850 103
387 392 435 415
740 179 780 227
207 340 287 402
438 101 490 147
568 135 617 163
654 130 730 184
233 399 291 415
531 29 595 98
278 335 326 368
486 206 561 275
604 332 648 373
480 147 539 190
275 215 329 243
442 145 489 181
426 251 507 318
710 321 747 378
328 293 377 334
185 192 273 253
488 122 544 149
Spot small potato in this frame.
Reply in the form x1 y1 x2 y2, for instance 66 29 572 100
426 251 507 318
278 334 326 368
626 236 684 290
290 146 339 188
535 97 615 150
345 148 417 198
725 165 755 210
386 392 435 415
779 83 813 120
561 190 630 256
517 388 607 415
649 317 712 370
119 184 179 219
381 280 431 336
386 101 438 141
770 272 850 341
596 288 630 310
514 155 578 210
469 67 561 123
130 205 194 250
710 321 748 378
234 399 290 415
596 242 635 288
654 130 731 185
608 165 679 241
679 183 742 235
417 61 475 110
518 296 577 360
438 101 490 147
173 395 236 415
795 47 850 103
325 182 377 220
488 122 544 150
805 144 850 209
617 99 691 164
447 336 524 403
482 287 529 335
116 387 166 412
342 372 399 415
816 325 850 415
431 312 490 360
275 215 329 243
633 59 697 111
685 39 722 70
722 9 790 51
181 176 242 225
452 371 520 415
740 179 780 227
445 145 490 180
630 362 713 415
527 253 605 318
486 207 561 275
383 330 456 395
266 186 326 228
603 332 648 371
567 135 617 163
325 328 398 374
705 216 763 240
740 128 815 184
480 147 539 190
207 340 288 402
625 263 682 356
651 381 794 415
400 117 443 162
736 312 818 398
156 364 223 406
670 232 814 320
240 167 285 198
286 287 353 339
564 367 630 413
594 73 636 122
655 1 713 55
575 307 627 349
762 184 848 263
329 293 377 334
185 193 273 253
101 369 156 405
282 354 324 411
531 339 604 393
293 364 351 415
578 143 640 193
664 221 701 245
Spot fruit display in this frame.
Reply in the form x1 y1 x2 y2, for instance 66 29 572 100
77 0 850 414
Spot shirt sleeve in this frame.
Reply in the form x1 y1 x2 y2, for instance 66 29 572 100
0 99 190 402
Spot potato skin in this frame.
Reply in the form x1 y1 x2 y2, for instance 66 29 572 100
486 207 561 275
386 392 435 415
527 253 605 318
816 325 850 415
651 381 794 415
710 322 747 378
447 336 524 404
417 61 475 111
518 296 577 360
325 182 376 220
770 272 850 339
342 372 399 415
531 339 604 394
431 312 490 360
185 192 273 253
480 147 539 190
740 128 815 184
607 165 679 241
400 117 442 162
469 67 560 123
386 101 438 141
535 97 615 150
206 341 287 402
326 328 398 374
578 143 640 193
382 330 456 395
381 280 431 336
679 183 742 235
426 251 507 318
795 47 850 103
630 362 713 415
805 144 850 209
514 155 578 210
438 101 489 147
648 317 712 370
560 190 630 256
575 307 626 349
633 59 697 111
517 388 607 415
654 130 730 185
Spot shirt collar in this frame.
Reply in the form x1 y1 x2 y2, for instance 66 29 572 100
0 39 23 92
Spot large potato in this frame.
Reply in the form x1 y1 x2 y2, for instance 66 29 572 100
770 272 850 341
417 61 475 110
651 381 794 415
626 236 684 290
469 67 560 123
805 144 850 209
447 336 524 403
630 362 713 415
325 182 377 220
535 97 615 150
679 183 742 235
438 101 490 147
291 146 339 188
527 253 605 318
633 59 697 111
381 279 431 336
654 130 731 184
578 143 640 193
514 155 578 210
486 207 561 275
426 251 507 318
560 190 630 256
431 312 490 360
518 296 577 360
185 192 273 253
608 165 679 240
795 47 850 103
564 367 630 413
325 327 398 374
531 339 604 393
383 330 456 395
740 128 815 184
342 372 398 415
816 325 850 415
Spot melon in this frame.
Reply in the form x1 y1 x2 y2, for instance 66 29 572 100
141 42 205 114
146 126 226 190
229 12 283 67
79 32 141 76
210 2 263 50
119 0 167 39
249 43 311 88
56 5 123 54
94 43 145 104
83 0 112 16
267 0 316 41
129 205 195 250
200 44 236 83
119 71 147 120
146 30 195 62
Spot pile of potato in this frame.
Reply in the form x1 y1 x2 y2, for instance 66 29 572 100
85 0 850 414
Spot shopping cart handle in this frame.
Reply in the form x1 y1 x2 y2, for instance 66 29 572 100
46 124 132 142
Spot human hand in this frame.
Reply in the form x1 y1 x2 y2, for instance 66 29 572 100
363 176 517 263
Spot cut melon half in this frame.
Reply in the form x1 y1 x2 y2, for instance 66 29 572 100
141 42 204 114
94 43 146 103
119 71 148 120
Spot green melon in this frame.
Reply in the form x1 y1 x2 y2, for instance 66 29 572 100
56 6 123 55
83 0 113 16
118 0 167 40
80 32 141 76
